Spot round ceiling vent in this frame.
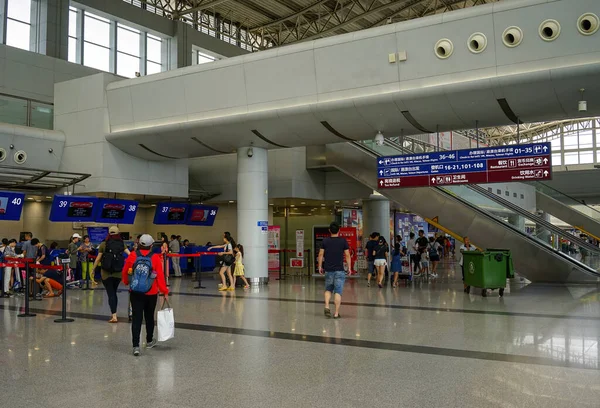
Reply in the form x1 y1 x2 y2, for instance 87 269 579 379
539 19 561 41
502 26 523 48
578 13 599 36
14 150 27 165
434 38 454 59
0 148 6 163
467 33 487 53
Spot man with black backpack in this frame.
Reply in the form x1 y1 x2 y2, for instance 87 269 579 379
92 226 129 323
122 234 169 357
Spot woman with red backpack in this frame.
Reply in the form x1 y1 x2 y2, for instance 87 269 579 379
122 234 169 357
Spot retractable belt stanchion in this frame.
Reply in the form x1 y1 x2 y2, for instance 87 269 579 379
0 260 28 314
54 261 74 323
163 253 169 290
8 258 37 317
167 253 216 289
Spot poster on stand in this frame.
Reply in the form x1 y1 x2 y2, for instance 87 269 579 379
342 209 363 258
268 225 280 271
395 213 429 245
296 230 304 258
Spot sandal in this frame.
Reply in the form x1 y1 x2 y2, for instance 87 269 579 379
108 317 118 323
333 314 341 319
324 308 332 318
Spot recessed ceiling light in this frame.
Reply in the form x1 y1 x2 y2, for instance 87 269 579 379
151 204 156 207
35 200 42 203
300 202 306 205
45 196 52 199
229 200 234 203
269 203 274 206
27 197 34 200
335 200 340 203
290 204 295 207
353 202 359 205
321 203 326 206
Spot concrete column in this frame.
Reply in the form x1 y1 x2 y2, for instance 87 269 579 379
0 0 7 45
363 194 391 245
237 146 269 284
508 214 525 232
31 0 69 59
169 21 193 69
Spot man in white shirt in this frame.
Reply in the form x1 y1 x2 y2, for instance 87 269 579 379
459 236 478 292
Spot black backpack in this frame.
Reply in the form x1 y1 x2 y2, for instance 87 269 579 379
101 239 125 273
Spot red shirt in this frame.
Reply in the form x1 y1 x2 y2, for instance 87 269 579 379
122 250 169 296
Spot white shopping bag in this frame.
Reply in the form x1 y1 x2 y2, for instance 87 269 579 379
157 299 175 342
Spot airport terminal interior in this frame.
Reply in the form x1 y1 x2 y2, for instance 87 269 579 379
1 0 600 406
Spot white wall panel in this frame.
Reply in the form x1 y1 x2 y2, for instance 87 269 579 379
244 50 317 105
129 77 187 124
314 33 399 94
183 65 247 115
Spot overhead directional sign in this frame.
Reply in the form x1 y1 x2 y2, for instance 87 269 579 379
0 191 26 221
153 202 189 225
377 142 552 189
95 198 138 224
49 195 98 222
186 205 218 226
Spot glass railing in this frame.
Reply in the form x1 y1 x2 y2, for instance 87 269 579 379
0 93 54 130
533 181 600 222
356 139 600 273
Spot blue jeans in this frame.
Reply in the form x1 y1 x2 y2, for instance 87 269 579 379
367 261 374 274
325 271 346 295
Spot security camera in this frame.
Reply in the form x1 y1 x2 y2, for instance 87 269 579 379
247 147 254 157
374 131 385 146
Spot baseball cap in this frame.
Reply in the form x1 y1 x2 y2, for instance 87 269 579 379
109 226 120 235
72 233 82 239
139 234 154 247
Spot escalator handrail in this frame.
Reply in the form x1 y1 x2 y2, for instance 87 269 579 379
344 142 600 277
382 139 600 252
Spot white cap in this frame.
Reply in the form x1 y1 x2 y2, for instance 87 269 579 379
139 234 154 247
72 233 82 239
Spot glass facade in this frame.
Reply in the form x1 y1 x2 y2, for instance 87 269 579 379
0 94 53 130
512 120 600 166
5 0 32 51
67 6 165 78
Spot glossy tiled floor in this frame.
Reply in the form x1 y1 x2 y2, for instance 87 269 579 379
1 261 600 408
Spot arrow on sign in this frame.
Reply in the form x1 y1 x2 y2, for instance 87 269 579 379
431 177 436 184
543 146 548 152
544 170 549 177
379 170 383 176
379 180 384 186
379 160 384 165
543 158 548 164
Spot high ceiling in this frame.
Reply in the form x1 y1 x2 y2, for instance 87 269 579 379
138 0 499 47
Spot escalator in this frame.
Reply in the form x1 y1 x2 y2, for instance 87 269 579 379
390 136 600 240
307 142 600 283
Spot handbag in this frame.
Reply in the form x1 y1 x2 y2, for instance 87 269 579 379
223 254 235 266
157 298 175 342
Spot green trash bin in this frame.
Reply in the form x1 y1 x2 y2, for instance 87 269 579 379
463 249 513 297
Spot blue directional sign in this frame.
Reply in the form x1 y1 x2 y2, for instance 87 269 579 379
153 202 189 225
95 198 138 224
377 142 552 189
0 191 26 221
49 195 98 222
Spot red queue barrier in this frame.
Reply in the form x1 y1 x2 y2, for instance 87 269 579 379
167 252 218 289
